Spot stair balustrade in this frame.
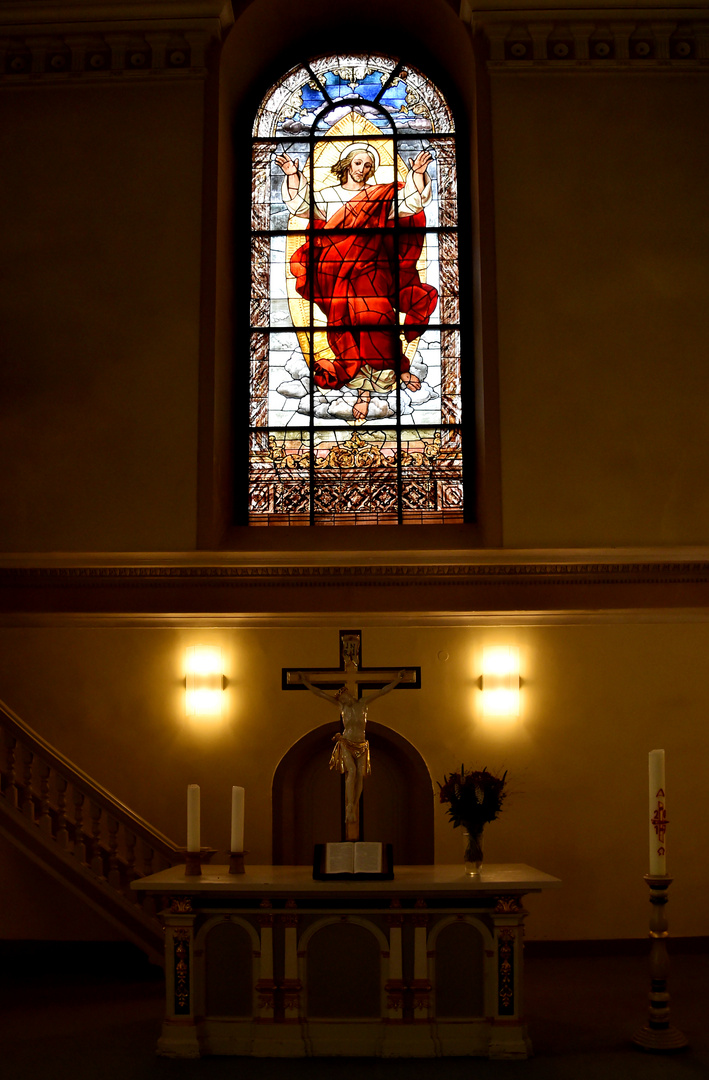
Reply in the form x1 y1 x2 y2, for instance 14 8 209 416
0 699 184 963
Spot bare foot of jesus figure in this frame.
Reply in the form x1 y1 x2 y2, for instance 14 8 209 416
401 371 421 391
353 390 371 422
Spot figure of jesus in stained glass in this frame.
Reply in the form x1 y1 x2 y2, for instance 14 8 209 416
276 143 437 422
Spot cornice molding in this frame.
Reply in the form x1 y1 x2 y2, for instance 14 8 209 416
464 8 709 70
2 545 708 566
1 559 709 579
0 0 234 28
4 608 709 627
2 549 709 614
0 0 233 80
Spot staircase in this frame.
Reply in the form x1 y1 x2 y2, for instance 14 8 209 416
0 699 183 967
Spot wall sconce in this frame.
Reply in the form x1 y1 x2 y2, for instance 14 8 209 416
185 646 225 717
482 647 520 716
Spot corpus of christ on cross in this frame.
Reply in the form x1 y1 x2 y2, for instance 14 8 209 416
283 630 420 841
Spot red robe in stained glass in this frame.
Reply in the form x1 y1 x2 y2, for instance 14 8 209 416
289 182 438 391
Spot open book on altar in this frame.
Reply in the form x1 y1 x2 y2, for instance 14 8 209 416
313 842 394 881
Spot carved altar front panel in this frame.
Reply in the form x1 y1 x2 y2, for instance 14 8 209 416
138 864 560 1059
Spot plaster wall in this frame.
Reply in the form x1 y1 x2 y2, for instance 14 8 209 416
0 620 706 942
0 79 204 552
491 71 709 546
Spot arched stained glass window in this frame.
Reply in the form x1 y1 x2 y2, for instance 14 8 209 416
248 54 464 526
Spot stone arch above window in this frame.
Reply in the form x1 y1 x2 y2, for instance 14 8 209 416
247 53 466 527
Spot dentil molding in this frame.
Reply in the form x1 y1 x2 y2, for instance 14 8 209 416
461 4 709 70
0 0 234 80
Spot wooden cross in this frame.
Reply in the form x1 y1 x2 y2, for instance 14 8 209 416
283 630 420 841
282 629 420 697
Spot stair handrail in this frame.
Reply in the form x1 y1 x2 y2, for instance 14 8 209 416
0 697 179 860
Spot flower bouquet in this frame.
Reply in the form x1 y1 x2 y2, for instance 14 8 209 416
437 765 507 875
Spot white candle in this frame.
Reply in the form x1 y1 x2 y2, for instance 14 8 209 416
187 784 200 852
648 749 667 875
231 786 245 852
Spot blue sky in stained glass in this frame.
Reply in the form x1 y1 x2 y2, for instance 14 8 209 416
319 68 386 102
300 82 326 113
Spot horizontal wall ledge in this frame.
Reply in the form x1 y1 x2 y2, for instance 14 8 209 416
2 549 709 615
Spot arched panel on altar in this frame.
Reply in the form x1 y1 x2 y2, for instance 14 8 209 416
303 918 385 1019
272 721 434 864
203 921 255 1018
432 918 487 1018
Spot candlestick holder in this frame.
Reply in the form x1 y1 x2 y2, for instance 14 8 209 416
179 848 217 877
632 874 688 1052
229 850 248 875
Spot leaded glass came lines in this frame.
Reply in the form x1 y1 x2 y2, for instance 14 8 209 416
248 53 464 526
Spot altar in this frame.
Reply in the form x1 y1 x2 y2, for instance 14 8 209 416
133 863 561 1059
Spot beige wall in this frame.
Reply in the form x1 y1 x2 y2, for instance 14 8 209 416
492 72 709 546
0 79 204 552
1 619 707 941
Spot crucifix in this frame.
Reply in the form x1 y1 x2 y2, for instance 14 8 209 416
283 630 420 841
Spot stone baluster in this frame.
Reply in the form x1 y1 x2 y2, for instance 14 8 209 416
73 789 88 863
107 814 121 889
3 734 19 807
142 839 155 878
55 775 70 848
21 746 35 820
140 841 157 916
89 799 106 878
124 828 139 900
38 761 53 835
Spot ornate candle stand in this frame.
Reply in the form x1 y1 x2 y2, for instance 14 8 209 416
633 875 688 1052
228 850 248 875
180 848 217 877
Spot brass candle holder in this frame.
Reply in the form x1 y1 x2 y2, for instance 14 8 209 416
632 875 688 1052
179 848 217 877
229 850 248 874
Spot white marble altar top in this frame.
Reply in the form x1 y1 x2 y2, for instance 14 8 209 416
132 863 561 897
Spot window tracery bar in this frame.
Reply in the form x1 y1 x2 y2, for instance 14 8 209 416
248 53 464 526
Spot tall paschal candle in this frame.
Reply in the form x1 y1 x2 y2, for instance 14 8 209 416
648 750 667 876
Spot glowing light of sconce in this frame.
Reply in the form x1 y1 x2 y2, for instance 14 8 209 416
482 647 520 716
185 646 225 718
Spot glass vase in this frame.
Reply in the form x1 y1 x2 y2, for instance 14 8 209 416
463 828 484 877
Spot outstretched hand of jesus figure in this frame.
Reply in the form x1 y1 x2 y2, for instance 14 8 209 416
408 148 434 194
275 152 301 197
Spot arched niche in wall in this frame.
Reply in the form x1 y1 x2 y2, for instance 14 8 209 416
272 719 434 864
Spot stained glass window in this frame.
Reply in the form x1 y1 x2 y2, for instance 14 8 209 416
248 54 465 526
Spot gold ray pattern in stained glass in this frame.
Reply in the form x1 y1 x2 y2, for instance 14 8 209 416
285 111 428 373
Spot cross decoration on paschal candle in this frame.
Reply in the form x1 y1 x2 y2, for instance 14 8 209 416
651 791 669 856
